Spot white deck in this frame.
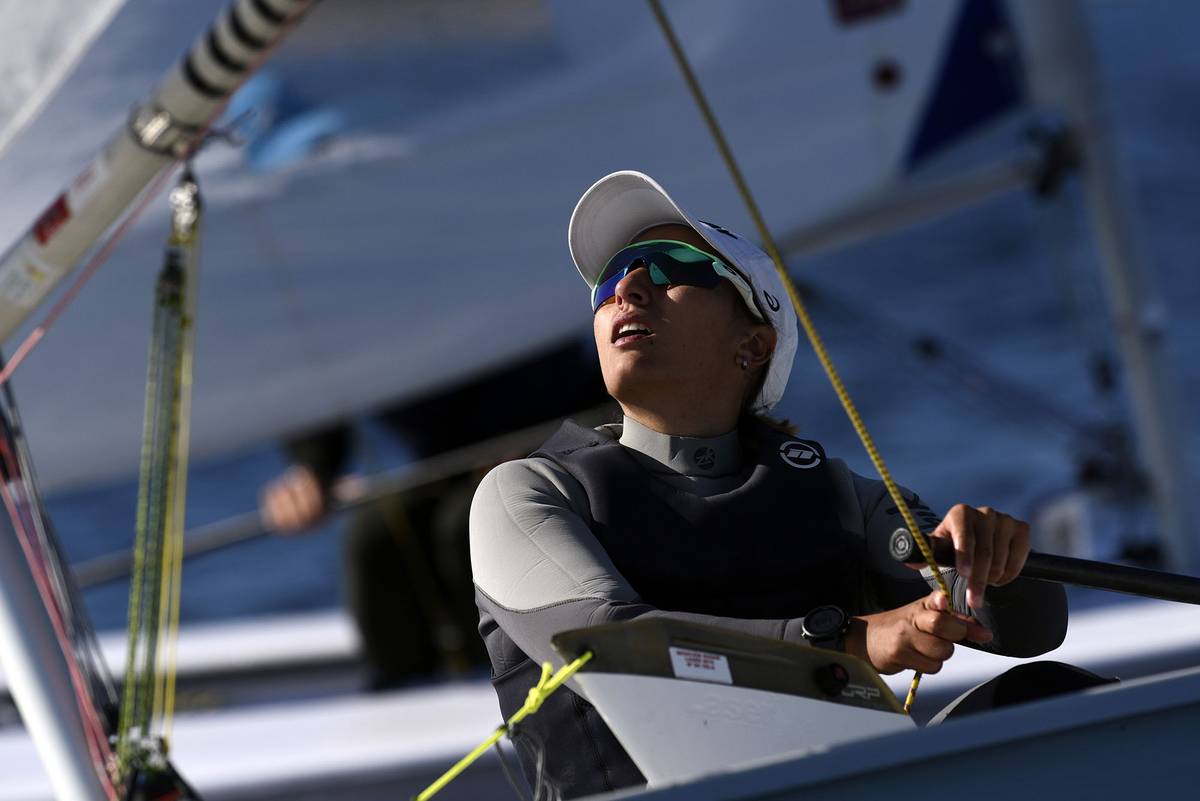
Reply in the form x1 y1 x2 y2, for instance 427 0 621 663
1 596 1198 800
0 680 508 801
0 610 358 697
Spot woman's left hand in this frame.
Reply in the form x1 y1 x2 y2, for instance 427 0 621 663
929 504 1031 610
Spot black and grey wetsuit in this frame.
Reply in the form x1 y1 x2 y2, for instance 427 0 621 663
470 415 1067 798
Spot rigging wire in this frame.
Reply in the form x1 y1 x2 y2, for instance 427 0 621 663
493 739 532 801
0 352 119 790
116 170 202 787
645 0 949 713
0 394 121 721
0 430 119 797
511 726 561 801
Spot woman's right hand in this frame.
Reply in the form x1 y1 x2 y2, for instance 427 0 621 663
844 591 993 675
260 465 327 534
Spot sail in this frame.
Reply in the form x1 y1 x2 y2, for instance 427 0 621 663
0 0 1040 491
0 0 128 159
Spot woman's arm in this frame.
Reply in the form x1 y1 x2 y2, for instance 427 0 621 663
470 458 811 669
847 466 1068 658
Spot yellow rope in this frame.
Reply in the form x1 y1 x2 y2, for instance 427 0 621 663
118 263 179 772
415 652 593 801
646 0 949 714
150 307 186 736
116 173 201 777
160 183 200 743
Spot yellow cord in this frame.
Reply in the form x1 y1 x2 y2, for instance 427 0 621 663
161 205 200 744
646 0 949 714
415 652 593 801
118 267 180 771
159 386 187 743
117 173 201 776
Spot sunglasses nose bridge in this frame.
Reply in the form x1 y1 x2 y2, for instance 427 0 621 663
613 259 655 304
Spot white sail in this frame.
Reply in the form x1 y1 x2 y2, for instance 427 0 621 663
0 0 128 159
0 0 1036 491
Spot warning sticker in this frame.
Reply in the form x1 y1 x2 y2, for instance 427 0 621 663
668 647 732 685
0 259 47 308
0 244 60 309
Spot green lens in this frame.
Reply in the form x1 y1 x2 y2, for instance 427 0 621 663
649 263 671 284
664 246 711 263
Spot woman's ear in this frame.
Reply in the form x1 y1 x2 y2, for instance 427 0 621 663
737 324 776 370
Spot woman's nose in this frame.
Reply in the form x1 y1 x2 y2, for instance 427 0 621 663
614 261 652 306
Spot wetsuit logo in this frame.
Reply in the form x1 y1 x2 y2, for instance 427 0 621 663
779 441 820 469
694 447 716 470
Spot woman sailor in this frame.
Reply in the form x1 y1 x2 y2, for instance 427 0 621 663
469 170 1067 798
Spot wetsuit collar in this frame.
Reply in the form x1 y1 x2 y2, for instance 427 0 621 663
618 415 741 476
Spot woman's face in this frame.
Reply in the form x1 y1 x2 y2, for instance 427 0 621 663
592 224 763 418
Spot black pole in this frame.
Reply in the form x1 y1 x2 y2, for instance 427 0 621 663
888 528 1200 606
71 402 618 590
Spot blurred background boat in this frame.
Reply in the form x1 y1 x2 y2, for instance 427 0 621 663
0 0 1197 798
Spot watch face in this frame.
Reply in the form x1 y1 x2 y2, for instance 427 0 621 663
806 606 845 637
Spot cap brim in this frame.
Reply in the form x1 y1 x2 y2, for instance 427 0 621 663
569 171 704 287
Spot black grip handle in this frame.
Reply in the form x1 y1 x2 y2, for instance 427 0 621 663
889 528 1200 606
888 527 954 565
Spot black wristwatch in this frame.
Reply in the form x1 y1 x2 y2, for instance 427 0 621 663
801 605 850 651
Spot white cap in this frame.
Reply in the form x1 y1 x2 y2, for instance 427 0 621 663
568 170 798 413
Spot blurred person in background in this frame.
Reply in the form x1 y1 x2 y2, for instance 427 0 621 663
261 340 609 690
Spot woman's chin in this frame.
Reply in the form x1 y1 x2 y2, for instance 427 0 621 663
603 362 664 403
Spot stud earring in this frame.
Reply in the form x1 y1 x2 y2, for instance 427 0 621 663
740 359 749 370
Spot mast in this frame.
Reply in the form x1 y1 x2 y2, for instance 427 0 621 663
0 0 317 343
1009 0 1198 572
0 510 112 801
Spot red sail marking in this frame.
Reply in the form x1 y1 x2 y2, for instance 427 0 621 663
32 195 71 247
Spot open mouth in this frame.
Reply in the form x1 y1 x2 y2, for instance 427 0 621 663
613 321 654 345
